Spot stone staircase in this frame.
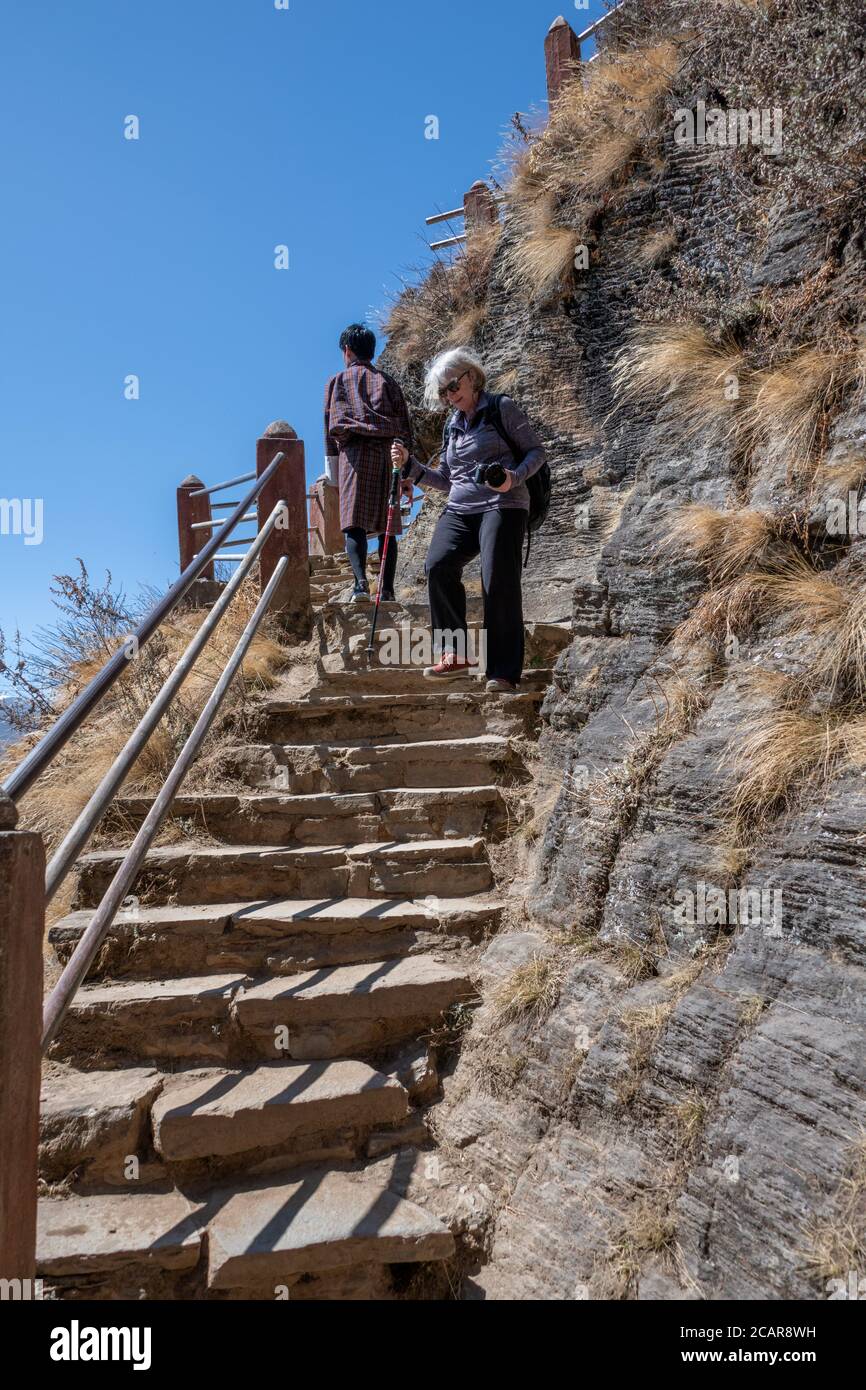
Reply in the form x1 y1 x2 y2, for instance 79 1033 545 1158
36 553 567 1300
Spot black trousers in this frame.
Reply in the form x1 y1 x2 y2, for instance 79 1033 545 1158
425 506 526 684
344 527 398 592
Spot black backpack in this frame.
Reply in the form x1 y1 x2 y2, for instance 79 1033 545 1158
442 393 552 567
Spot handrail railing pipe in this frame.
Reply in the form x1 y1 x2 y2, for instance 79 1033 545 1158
1 451 286 804
43 500 290 904
41 555 289 1054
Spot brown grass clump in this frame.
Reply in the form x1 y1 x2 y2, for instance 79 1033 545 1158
613 325 749 443
616 999 676 1106
728 705 866 834
813 450 866 502
804 1134 866 1284
671 573 770 655
671 1091 709 1157
660 504 790 583
383 221 500 368
742 345 862 480
636 228 678 268
598 1194 679 1298
3 571 293 874
511 222 582 302
500 41 679 303
527 41 680 203
490 954 560 1026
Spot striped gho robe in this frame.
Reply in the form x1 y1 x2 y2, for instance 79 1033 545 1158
324 361 413 536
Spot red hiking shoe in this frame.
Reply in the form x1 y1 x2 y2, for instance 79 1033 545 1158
423 652 479 682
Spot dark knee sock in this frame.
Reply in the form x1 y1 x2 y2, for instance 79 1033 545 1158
344 528 368 587
379 535 398 593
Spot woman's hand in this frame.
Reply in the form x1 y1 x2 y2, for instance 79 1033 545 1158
391 441 409 467
488 470 515 494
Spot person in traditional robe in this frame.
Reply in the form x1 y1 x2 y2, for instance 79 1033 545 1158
324 324 413 602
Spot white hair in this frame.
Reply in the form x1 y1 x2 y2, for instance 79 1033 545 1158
423 347 487 411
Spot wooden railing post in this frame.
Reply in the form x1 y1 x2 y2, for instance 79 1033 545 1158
0 791 44 1280
256 423 312 633
545 15 582 107
308 475 342 557
463 181 499 233
177 474 214 580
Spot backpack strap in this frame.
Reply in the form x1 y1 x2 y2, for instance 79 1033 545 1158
441 413 454 456
485 393 526 466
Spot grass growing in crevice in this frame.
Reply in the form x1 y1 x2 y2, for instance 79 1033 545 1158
594 1189 680 1299
490 954 560 1028
803 1133 866 1284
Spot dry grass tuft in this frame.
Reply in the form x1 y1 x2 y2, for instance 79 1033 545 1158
637 228 678 268
524 41 680 203
383 221 500 368
743 345 862 479
617 1000 674 1104
598 1194 679 1298
660 504 790 583
612 325 748 443
804 1134 866 1283
672 1091 709 1156
739 994 768 1027
728 705 866 834
490 954 560 1026
511 223 582 302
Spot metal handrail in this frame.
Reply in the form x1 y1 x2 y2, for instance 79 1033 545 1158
43 499 290 904
577 1 627 45
191 512 257 530
41 555 289 1053
1 452 285 803
191 472 256 499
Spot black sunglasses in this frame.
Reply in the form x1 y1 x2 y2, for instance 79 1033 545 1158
440 371 470 398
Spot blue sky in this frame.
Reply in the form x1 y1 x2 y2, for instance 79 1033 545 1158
0 0 607 675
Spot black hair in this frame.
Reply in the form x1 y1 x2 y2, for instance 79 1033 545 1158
339 323 376 362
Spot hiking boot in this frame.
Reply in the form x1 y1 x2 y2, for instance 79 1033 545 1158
486 678 519 694
423 652 479 681
380 590 397 603
350 582 371 604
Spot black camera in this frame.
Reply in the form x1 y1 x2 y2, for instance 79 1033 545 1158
473 461 507 489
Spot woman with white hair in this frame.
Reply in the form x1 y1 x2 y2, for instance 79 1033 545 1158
391 347 547 693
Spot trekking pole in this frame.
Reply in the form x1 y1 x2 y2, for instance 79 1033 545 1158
366 461 403 659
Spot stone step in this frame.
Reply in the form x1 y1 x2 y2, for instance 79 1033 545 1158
232 733 521 794
317 664 554 694
39 1065 163 1185
233 955 475 1060
52 956 475 1064
37 1190 202 1299
39 1058 412 1185
151 1059 408 1164
37 1171 454 1300
103 783 509 848
50 892 502 981
205 1169 454 1294
73 837 493 909
50 973 246 1064
251 689 543 745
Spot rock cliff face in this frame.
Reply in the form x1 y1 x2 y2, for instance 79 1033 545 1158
381 0 866 1298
